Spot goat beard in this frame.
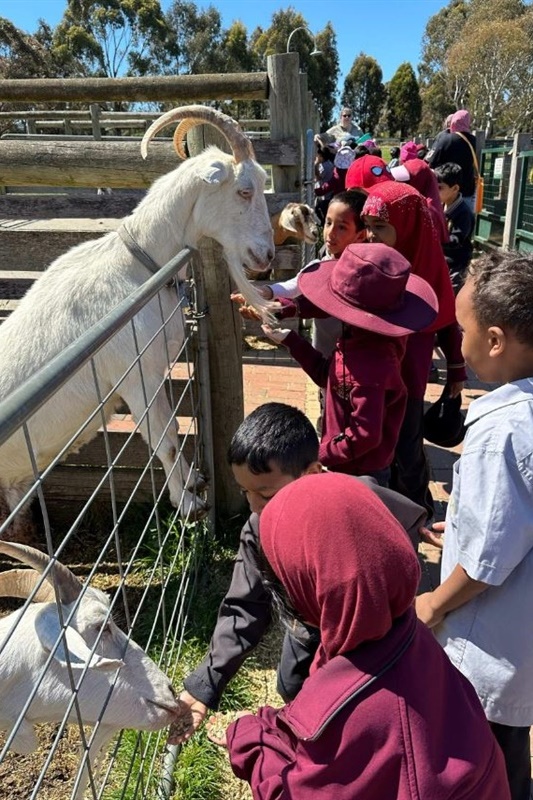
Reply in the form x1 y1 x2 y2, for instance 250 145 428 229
231 265 278 325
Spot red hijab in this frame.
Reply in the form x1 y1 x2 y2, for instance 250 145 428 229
398 159 449 244
362 182 456 331
259 472 420 671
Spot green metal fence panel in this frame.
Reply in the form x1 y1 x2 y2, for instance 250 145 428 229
515 151 533 253
475 145 513 248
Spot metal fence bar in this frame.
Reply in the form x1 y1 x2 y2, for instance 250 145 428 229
0 244 212 799
0 248 194 447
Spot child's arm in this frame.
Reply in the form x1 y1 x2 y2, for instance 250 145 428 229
262 325 330 387
416 564 488 629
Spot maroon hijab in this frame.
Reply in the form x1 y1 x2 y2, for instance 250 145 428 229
400 159 449 244
362 182 456 331
259 472 420 671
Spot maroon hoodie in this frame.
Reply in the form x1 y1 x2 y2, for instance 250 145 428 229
227 474 509 800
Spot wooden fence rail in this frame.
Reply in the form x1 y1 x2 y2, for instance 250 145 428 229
0 73 268 103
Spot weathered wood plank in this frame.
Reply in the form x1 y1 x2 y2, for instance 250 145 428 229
0 74 268 104
0 138 299 188
0 270 42 298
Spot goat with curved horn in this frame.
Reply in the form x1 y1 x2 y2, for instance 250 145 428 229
0 541 82 605
0 568 54 602
0 103 276 540
141 105 255 163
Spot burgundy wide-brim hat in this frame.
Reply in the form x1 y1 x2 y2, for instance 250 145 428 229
297 243 439 337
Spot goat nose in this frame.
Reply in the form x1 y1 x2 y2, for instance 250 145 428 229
267 249 274 262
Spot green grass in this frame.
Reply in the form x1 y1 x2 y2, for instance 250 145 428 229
102 509 260 799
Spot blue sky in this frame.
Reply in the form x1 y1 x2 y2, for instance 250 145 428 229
1 0 448 85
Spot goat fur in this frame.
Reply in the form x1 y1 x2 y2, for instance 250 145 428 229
0 541 187 798
0 124 275 534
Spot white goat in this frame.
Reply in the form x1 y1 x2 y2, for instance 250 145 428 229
271 202 320 247
0 105 275 537
0 540 190 798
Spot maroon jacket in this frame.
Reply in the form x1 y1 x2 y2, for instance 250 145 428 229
227 474 510 800
228 610 509 800
284 327 407 474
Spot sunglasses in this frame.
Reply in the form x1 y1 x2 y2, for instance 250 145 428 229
342 114 352 118
370 165 390 176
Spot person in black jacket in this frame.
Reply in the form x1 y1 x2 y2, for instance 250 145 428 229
434 162 475 294
426 109 477 212
174 402 427 743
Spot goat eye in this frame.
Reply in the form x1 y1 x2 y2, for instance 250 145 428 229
238 188 253 200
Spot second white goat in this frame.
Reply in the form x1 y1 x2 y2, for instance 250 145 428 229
0 540 190 798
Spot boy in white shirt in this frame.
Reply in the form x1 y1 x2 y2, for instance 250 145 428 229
416 250 533 800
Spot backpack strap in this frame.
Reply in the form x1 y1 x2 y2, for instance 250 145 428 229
454 131 480 178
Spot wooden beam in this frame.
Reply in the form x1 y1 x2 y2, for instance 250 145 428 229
0 74 268 104
0 138 299 188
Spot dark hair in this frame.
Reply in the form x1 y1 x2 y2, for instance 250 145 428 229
433 162 463 188
353 144 369 160
258 545 309 635
367 146 382 157
227 402 319 476
389 146 400 159
468 251 533 346
328 188 368 232
317 145 335 162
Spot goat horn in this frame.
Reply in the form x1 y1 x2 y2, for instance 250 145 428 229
172 119 199 159
0 568 55 602
141 105 255 164
0 541 82 605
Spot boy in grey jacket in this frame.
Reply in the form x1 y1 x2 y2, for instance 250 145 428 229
175 402 427 741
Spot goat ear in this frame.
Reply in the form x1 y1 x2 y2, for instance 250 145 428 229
34 606 124 671
280 209 300 234
197 161 230 185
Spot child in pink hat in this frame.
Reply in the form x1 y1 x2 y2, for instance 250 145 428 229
262 243 438 485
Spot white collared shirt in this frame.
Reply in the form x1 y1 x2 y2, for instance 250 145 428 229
436 378 533 726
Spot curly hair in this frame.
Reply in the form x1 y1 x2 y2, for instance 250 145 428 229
467 250 533 346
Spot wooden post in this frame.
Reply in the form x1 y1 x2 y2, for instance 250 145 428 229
196 239 245 521
90 103 102 140
502 132 531 250
267 53 302 194
187 128 245 521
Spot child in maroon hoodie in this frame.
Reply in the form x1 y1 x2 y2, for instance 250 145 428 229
262 243 438 486
208 473 509 800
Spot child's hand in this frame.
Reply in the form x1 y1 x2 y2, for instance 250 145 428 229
205 710 251 748
447 381 464 399
420 521 445 549
166 690 207 744
261 323 291 343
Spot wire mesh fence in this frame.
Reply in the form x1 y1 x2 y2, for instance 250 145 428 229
515 151 533 252
0 248 212 799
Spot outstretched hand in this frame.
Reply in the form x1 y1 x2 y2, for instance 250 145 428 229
261 323 291 344
206 710 252 749
167 690 208 745
230 288 279 322
419 520 445 549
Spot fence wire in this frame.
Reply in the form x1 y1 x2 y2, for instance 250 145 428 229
0 248 212 799
516 151 533 244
